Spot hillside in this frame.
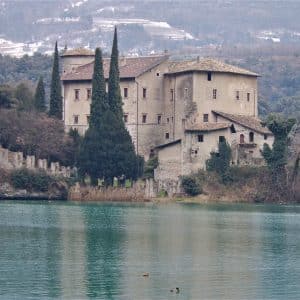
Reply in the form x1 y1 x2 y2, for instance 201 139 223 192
1 0 300 56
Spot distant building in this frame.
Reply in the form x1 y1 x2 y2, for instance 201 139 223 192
61 49 273 185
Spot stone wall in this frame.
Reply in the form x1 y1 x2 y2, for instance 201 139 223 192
0 145 75 177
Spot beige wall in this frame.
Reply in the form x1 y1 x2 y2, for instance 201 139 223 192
63 61 170 159
61 55 94 74
163 73 195 142
156 142 182 181
182 128 232 173
193 72 258 120
216 115 274 164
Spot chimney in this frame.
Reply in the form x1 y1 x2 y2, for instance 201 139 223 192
120 56 127 67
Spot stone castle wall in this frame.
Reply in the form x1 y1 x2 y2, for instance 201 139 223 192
0 145 75 177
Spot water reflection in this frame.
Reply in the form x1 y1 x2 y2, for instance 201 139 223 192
0 202 299 299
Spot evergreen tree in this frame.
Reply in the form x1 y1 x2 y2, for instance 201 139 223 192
108 27 123 119
106 27 140 183
206 140 232 183
262 114 296 194
34 77 46 112
77 48 108 185
89 48 107 128
49 42 62 119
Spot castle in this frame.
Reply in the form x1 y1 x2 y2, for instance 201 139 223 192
61 49 273 186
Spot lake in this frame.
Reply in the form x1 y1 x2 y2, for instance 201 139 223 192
0 201 299 299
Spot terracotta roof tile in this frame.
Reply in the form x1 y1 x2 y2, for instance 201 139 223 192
185 122 231 132
213 111 272 134
166 58 259 77
61 55 169 81
61 48 94 57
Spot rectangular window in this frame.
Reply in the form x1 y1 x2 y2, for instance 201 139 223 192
213 89 217 99
165 132 169 139
124 114 128 123
86 88 91 100
198 134 204 142
264 134 268 140
247 92 250 101
184 88 188 98
124 87 128 98
167 117 170 123
142 114 147 123
203 114 209 122
207 72 212 81
74 115 79 124
236 91 240 100
157 115 162 124
74 89 80 100
170 89 174 101
142 88 147 99
219 136 225 143
86 115 90 123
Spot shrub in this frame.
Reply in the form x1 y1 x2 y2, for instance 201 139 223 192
10 168 53 192
143 156 158 179
206 141 232 184
181 175 202 196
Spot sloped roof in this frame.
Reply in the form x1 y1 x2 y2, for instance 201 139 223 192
61 48 94 57
155 139 181 149
185 122 231 132
213 111 272 135
61 55 169 81
166 58 259 77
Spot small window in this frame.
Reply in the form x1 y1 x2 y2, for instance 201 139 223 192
86 115 90 123
207 72 212 81
170 89 174 101
165 132 169 139
87 88 91 100
124 114 128 123
264 134 268 140
213 89 217 99
203 114 209 122
157 115 162 124
124 88 128 98
142 114 147 123
74 115 79 124
247 92 250 101
198 134 204 142
142 88 147 99
219 136 225 143
236 91 240 100
249 132 254 143
184 88 188 98
240 134 245 144
156 72 160 76
74 89 80 100
167 117 170 123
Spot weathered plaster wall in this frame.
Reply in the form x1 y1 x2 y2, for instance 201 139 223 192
193 72 258 121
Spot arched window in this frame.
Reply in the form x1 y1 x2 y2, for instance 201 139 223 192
249 132 254 143
240 134 245 144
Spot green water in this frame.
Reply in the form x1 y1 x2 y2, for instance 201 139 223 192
0 202 299 300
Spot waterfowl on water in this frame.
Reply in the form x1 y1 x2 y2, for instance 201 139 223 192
170 287 180 293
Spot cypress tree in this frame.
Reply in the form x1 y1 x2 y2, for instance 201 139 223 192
77 48 113 185
34 76 46 112
49 41 62 119
107 27 140 183
89 48 107 128
78 31 141 185
108 27 123 119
